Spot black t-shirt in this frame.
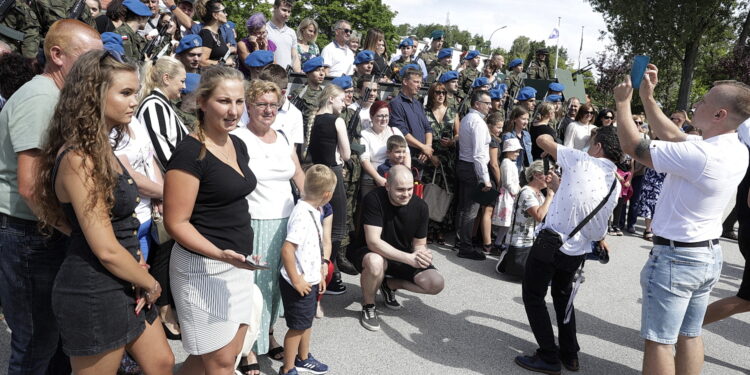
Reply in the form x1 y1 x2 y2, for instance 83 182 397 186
737 145 750 221
309 113 340 167
359 187 429 252
167 135 257 256
199 28 229 61
529 123 558 160
95 15 116 33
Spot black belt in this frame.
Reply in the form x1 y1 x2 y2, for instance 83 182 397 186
653 236 719 248
0 212 37 227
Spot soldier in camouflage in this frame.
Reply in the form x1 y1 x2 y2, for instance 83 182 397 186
174 33 202 73
489 85 506 120
351 49 374 99
34 0 95 36
458 49 480 98
419 29 443 68
389 37 427 83
504 58 525 102
426 47 452 85
0 0 41 59
439 70 461 113
526 48 550 80
173 72 200 131
113 0 151 61
291 56 327 162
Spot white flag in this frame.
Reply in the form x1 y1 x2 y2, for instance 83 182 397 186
548 28 559 39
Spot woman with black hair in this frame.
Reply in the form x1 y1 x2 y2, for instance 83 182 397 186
196 0 235 67
594 108 615 127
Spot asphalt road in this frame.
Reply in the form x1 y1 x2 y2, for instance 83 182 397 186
2 221 749 374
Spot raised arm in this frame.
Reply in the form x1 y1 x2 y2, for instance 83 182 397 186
638 64 687 142
614 79 654 169
536 134 558 161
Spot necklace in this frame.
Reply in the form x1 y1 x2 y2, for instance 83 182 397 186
206 139 232 162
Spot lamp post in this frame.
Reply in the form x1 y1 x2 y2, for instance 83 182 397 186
485 25 507 54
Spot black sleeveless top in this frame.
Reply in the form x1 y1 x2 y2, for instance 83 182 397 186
309 113 341 167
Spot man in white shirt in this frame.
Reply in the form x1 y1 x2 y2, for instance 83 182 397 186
455 90 492 260
514 126 620 375
266 0 301 72
320 20 354 77
614 65 750 375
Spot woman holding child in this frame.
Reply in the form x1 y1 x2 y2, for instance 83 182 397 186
360 100 410 199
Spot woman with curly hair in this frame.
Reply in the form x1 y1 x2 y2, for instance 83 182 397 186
196 0 235 67
34 50 173 373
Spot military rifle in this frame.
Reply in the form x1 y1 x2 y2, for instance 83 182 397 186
141 22 169 62
0 0 24 43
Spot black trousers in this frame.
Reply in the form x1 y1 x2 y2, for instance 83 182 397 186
455 161 479 252
522 248 585 363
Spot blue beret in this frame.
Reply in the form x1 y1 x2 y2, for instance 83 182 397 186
548 82 565 92
545 94 563 103
101 32 124 56
489 88 504 100
399 63 420 77
517 86 537 101
431 30 445 40
497 83 508 92
182 73 201 94
438 70 459 83
175 34 202 54
331 75 353 90
354 50 375 65
123 0 152 17
508 58 523 68
472 77 489 88
438 48 453 60
398 38 414 48
302 56 327 73
464 50 480 60
245 50 274 68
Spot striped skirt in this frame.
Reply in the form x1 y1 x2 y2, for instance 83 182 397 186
170 243 255 355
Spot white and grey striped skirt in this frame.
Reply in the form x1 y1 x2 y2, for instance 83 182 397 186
170 242 255 355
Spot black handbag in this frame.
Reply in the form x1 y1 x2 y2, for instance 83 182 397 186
529 178 617 263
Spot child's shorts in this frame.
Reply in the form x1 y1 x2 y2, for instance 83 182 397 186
280 277 319 330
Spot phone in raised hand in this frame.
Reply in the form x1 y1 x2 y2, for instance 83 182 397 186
631 55 650 89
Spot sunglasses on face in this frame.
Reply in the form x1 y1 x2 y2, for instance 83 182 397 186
435 91 447 95
604 116 614 119
339 28 352 34
586 111 595 115
635 121 643 125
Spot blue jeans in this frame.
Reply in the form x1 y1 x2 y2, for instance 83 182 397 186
640 241 722 344
0 214 69 375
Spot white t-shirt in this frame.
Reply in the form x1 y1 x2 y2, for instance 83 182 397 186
231 127 295 219
281 200 323 285
266 21 297 69
509 186 545 248
541 146 620 256
112 118 158 224
349 102 373 131
563 121 596 151
238 100 303 145
320 41 354 77
360 126 409 172
650 133 749 242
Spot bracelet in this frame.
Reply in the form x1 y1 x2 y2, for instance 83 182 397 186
321 259 330 265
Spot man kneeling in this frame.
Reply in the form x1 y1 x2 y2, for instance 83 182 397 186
347 165 445 331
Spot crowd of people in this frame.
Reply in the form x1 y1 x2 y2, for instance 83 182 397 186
0 0 749 375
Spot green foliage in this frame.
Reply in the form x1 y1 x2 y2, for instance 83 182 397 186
396 23 489 53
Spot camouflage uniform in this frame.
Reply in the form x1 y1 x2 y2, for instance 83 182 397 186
420 49 437 69
526 59 549 80
504 71 525 100
115 23 146 62
458 67 479 98
34 0 95 35
446 93 461 114
426 60 449 85
339 106 366 248
0 0 41 59
172 98 197 131
389 56 423 83
290 84 323 161
422 106 458 237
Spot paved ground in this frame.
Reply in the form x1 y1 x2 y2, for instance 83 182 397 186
2 221 749 374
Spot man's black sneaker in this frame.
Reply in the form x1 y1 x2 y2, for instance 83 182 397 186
360 304 380 331
379 279 402 310
514 354 561 375
337 256 359 275
457 249 486 260
324 273 346 295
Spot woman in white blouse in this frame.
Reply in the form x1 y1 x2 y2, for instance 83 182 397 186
359 100 410 198
563 103 597 151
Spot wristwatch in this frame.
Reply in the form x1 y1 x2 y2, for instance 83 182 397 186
169 4 177 11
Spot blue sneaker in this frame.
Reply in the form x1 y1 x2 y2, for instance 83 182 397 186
279 367 299 375
514 354 561 375
295 353 329 374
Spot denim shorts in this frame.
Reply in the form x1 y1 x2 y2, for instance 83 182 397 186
639 242 722 344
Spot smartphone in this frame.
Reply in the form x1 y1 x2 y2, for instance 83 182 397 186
630 55 650 89
245 258 269 270
543 157 550 174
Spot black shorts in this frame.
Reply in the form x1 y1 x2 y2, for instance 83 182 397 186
737 220 749 301
347 246 436 283
279 277 318 330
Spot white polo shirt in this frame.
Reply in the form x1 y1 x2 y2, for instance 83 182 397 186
542 146 620 256
266 21 297 69
320 41 354 77
650 133 748 242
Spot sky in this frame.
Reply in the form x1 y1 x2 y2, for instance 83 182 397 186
382 0 611 71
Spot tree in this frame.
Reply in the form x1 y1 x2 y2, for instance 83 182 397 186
508 36 530 61
587 0 740 110
587 48 628 109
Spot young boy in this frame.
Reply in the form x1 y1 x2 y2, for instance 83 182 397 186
279 165 337 375
377 135 409 178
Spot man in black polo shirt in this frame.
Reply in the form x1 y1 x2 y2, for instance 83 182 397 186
347 165 445 331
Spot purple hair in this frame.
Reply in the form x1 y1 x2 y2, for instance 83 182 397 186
246 12 266 31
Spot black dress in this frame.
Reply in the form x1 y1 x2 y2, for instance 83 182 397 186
51 149 157 356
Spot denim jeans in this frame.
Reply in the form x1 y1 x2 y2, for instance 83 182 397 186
0 214 69 375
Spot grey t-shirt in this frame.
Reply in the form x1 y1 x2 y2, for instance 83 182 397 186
0 75 60 220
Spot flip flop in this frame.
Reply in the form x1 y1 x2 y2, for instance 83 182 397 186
238 356 260 375
268 345 284 361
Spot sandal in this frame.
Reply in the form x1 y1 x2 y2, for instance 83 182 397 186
268 345 284 361
643 231 653 241
237 356 260 375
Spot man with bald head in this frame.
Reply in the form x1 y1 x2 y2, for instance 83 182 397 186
347 165 445 331
615 66 750 375
0 19 102 375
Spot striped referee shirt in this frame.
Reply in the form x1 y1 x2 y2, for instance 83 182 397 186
136 89 188 168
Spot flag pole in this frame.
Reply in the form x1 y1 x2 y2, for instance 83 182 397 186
554 17 561 78
578 25 584 70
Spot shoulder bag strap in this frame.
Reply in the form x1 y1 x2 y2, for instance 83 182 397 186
567 177 617 239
